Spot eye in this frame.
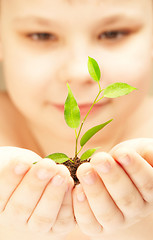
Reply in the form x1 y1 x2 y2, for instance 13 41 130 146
27 33 57 41
98 30 129 40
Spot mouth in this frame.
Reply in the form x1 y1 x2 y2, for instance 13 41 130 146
52 100 111 117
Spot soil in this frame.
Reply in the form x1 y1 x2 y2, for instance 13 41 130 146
57 157 91 186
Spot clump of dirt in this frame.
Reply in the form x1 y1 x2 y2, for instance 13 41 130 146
57 157 90 186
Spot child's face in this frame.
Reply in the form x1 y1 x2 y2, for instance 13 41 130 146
0 0 153 142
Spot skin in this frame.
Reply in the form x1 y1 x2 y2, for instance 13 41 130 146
0 0 153 156
74 138 153 240
0 0 153 240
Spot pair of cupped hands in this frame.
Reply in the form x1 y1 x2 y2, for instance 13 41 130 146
0 138 153 239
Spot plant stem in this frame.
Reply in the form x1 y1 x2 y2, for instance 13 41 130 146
82 91 102 123
75 129 77 138
74 136 78 162
98 81 101 92
95 96 104 104
77 146 83 155
74 87 104 160
68 158 74 163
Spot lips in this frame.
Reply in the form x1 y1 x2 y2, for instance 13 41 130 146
52 100 110 116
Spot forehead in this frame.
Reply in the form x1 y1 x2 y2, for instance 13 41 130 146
1 0 150 21
2 0 147 7
64 0 141 4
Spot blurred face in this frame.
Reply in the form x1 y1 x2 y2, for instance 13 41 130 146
0 0 153 143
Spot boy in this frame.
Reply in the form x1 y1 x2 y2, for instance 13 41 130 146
0 0 153 239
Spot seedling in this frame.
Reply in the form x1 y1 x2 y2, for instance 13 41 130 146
34 57 137 185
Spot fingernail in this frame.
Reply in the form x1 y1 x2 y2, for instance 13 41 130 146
82 170 96 185
14 163 30 175
95 160 112 173
51 175 65 186
117 154 131 166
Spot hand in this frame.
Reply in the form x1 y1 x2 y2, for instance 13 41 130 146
0 147 75 239
72 138 153 238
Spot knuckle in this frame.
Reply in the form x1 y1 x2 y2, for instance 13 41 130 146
117 192 138 208
46 191 62 202
82 217 98 225
106 172 122 185
52 217 76 234
28 221 51 233
141 143 153 161
97 210 117 224
129 161 142 175
7 200 33 216
55 216 74 227
77 213 90 223
141 180 153 192
89 190 110 204
61 202 70 209
32 213 54 226
74 209 91 223
58 205 72 219
25 177 45 191
141 180 153 202
89 190 102 200
28 183 43 193
55 207 69 224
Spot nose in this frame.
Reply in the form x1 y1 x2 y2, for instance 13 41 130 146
58 54 94 86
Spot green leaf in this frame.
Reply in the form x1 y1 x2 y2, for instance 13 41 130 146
103 82 137 98
45 153 69 164
80 119 113 147
80 147 101 161
88 56 101 82
64 83 81 129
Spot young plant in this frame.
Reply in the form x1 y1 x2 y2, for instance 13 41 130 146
34 57 137 185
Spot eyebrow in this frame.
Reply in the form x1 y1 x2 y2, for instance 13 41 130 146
96 14 142 27
13 13 142 28
13 16 59 27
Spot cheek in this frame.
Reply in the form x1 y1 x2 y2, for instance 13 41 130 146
102 53 152 97
100 31 153 89
3 53 57 98
100 50 152 124
2 51 59 120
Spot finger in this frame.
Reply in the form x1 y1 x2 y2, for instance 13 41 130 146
0 157 32 213
136 141 153 167
91 152 145 219
27 164 69 233
52 177 76 235
77 162 124 231
4 158 58 225
73 184 103 236
109 138 153 167
112 148 153 203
